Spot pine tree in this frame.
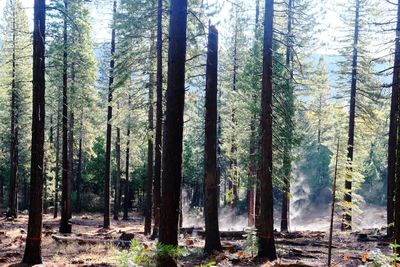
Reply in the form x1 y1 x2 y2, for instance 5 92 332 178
22 0 46 263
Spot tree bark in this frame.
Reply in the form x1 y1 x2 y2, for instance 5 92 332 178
68 112 74 218
104 0 117 229
8 1 18 219
60 0 71 234
145 62 155 235
280 0 294 233
388 0 400 239
123 96 131 221
342 0 360 232
257 0 277 260
76 111 83 213
114 126 121 220
393 0 400 256
152 0 163 239
54 95 61 218
22 0 46 263
230 24 239 208
158 0 188 265
204 25 222 254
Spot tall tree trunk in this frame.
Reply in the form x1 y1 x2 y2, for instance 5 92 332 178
388 0 400 239
60 0 71 234
22 0 46 263
104 0 117 229
68 112 74 217
145 60 155 235
280 0 294 233
152 0 163 239
342 0 360 232
248 0 260 227
8 1 18 219
0 175 3 211
257 0 277 260
113 126 121 220
54 96 61 218
230 24 239 207
76 128 82 213
123 96 131 221
204 25 222 254
393 0 400 255
158 0 188 265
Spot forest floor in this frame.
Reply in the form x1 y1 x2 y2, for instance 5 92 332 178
0 211 394 267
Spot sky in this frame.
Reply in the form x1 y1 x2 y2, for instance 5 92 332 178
0 0 392 56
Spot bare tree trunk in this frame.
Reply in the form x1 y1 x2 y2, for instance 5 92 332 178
68 112 74 218
328 139 340 267
388 0 400 239
104 0 117 229
145 38 155 234
158 0 188 265
60 0 71 234
22 0 46 263
76 130 82 213
8 1 18 219
114 126 121 220
257 0 277 260
393 0 400 256
54 96 61 218
342 0 360 232
123 96 131 221
152 0 163 239
204 25 222 254
230 24 239 208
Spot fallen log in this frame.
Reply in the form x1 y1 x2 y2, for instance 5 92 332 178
52 235 132 248
196 230 246 239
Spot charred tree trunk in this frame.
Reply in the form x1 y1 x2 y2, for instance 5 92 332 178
152 0 163 239
8 1 18 219
114 126 121 220
145 67 155 235
257 0 277 260
388 0 400 239
22 0 46 263
158 0 188 265
342 0 360 232
204 25 222 254
60 0 71 234
104 0 117 229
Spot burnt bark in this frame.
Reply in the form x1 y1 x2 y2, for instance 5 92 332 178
388 0 400 238
22 0 46 263
158 0 188 265
152 0 163 239
204 25 222 254
60 0 71 234
257 0 277 260
104 0 117 229
342 0 360 232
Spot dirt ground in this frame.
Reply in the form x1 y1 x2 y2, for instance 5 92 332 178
0 212 394 266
